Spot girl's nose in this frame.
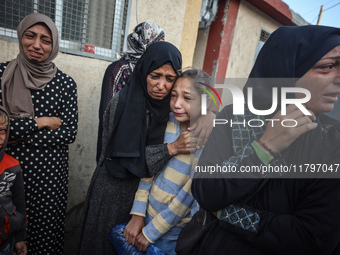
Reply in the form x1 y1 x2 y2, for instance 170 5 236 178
173 99 182 109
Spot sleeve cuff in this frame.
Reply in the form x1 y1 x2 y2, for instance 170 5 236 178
32 118 39 131
251 141 273 165
145 143 172 177
217 209 222 219
130 212 146 217
130 200 148 216
142 228 155 244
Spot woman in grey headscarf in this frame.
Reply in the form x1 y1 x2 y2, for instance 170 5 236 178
0 13 78 255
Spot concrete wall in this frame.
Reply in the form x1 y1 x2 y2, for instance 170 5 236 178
192 28 210 69
226 0 281 78
128 0 185 48
129 0 202 68
220 0 281 105
53 55 109 212
180 0 203 68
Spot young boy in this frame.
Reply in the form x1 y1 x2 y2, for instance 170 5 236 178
0 106 27 255
123 69 213 255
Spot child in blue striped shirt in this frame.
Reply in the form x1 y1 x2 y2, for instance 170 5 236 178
123 69 213 255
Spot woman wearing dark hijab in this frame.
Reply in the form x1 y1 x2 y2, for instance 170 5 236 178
76 41 190 255
189 25 340 254
0 13 78 254
96 21 165 161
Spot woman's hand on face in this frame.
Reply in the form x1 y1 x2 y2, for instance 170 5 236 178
188 111 215 148
35 117 62 130
136 232 150 252
167 131 197 156
123 215 145 246
260 104 317 154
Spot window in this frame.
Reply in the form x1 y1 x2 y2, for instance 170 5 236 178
0 0 130 60
254 29 271 61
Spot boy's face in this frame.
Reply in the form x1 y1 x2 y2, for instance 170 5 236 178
0 123 7 150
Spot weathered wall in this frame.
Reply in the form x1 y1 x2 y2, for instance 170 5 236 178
226 0 281 78
180 0 203 68
192 28 210 69
53 55 109 212
221 0 281 105
128 0 186 49
129 0 202 68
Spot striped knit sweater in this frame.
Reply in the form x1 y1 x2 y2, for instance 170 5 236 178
130 112 201 243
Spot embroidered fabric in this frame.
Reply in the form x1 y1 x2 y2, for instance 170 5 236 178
218 205 260 233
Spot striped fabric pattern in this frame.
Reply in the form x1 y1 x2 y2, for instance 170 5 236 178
130 113 200 243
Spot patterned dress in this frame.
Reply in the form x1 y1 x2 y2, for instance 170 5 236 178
0 62 78 255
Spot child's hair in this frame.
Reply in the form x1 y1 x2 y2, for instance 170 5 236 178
0 109 8 126
178 68 212 94
177 68 214 109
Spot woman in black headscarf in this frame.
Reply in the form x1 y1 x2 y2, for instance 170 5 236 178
76 41 190 255
96 21 165 162
189 25 340 254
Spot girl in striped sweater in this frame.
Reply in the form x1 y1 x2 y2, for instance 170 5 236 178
124 69 213 255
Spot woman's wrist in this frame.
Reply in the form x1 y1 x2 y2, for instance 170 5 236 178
251 141 274 165
256 139 277 156
34 117 46 129
167 143 177 156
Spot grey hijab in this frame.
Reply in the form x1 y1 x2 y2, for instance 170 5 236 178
1 13 59 119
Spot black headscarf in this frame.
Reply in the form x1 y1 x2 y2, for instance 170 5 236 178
105 41 182 178
244 25 340 111
243 25 340 166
